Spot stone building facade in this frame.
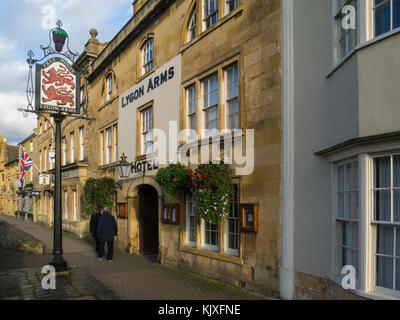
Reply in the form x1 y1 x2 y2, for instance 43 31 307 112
0 140 19 216
17 133 39 221
82 0 282 297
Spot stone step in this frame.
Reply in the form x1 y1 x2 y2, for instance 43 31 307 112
0 220 44 255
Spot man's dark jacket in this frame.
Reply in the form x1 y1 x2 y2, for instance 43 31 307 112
97 211 118 242
89 212 100 238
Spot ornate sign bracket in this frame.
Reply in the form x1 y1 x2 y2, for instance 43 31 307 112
19 20 93 120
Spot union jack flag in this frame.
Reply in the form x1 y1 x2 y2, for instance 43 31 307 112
20 148 33 188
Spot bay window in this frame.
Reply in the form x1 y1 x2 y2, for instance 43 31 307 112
373 0 400 37
336 160 359 273
334 0 357 63
373 155 400 292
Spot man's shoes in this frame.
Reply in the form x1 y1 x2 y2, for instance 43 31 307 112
108 260 112 263
97 257 104 261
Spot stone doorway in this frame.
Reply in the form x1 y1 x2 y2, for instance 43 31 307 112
138 185 159 256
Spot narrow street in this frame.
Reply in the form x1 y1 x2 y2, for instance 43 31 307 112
0 215 263 300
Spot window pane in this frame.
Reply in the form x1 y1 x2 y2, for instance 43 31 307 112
394 190 400 222
339 222 348 246
394 0 400 29
351 161 358 189
338 165 344 191
351 191 359 219
338 192 344 218
375 0 391 37
393 155 400 187
397 226 400 257
396 259 400 290
374 157 390 188
376 256 394 289
351 222 358 250
377 224 394 256
345 192 352 219
374 190 391 221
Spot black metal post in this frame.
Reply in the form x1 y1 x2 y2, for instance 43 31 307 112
50 113 67 271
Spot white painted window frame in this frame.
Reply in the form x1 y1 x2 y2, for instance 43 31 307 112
186 193 196 248
113 124 118 163
70 132 74 164
62 137 66 166
328 147 400 299
106 127 112 165
370 0 400 38
201 219 219 252
224 185 239 256
79 126 84 161
186 84 197 142
224 64 239 130
73 190 77 221
64 190 68 220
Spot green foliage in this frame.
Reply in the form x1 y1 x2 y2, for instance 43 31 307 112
83 177 116 214
156 164 191 202
191 162 234 224
53 29 68 38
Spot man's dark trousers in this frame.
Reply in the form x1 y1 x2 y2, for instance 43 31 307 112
98 241 114 260
94 237 100 255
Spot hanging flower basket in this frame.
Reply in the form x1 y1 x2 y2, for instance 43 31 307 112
191 162 234 224
83 177 116 214
156 164 191 202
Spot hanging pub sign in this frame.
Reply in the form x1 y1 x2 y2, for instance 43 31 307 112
35 57 80 114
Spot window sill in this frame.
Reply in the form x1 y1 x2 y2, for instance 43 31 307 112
98 162 118 170
136 68 155 84
180 6 244 54
179 130 245 154
327 27 400 78
327 274 400 300
179 246 243 266
98 94 119 112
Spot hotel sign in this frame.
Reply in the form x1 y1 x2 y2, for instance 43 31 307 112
35 57 80 114
120 66 175 109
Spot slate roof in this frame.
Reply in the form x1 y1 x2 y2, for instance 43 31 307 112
3 144 19 166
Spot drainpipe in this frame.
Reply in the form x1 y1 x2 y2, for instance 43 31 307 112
281 0 295 300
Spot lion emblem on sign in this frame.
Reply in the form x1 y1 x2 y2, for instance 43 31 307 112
39 60 77 109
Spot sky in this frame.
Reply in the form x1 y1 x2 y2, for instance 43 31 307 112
0 0 133 145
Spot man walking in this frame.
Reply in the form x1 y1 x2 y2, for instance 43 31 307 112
97 207 118 262
89 209 101 257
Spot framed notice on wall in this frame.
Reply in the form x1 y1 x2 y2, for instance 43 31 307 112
240 204 259 232
117 202 128 219
162 204 180 225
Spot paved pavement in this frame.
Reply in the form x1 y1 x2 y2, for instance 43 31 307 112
0 214 263 300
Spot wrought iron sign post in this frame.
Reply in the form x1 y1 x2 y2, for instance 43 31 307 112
18 21 94 272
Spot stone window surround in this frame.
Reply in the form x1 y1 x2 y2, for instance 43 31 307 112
181 55 241 144
181 181 241 263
